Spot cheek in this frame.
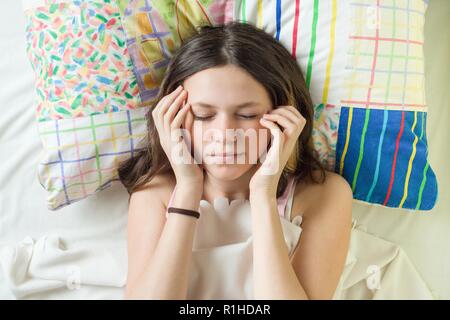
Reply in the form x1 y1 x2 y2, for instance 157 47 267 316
241 123 271 160
191 125 201 148
191 121 270 158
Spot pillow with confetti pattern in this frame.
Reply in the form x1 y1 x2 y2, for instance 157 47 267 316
23 0 232 210
23 0 149 210
235 0 438 210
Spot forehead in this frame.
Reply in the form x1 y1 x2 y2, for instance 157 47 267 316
182 65 271 108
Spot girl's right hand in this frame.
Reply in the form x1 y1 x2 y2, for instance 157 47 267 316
152 85 204 187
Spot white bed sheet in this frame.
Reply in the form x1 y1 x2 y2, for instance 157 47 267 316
0 0 130 299
0 0 448 299
350 0 450 299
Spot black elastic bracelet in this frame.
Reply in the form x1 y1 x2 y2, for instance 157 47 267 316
168 207 200 219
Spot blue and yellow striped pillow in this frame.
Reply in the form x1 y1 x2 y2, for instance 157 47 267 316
237 0 438 210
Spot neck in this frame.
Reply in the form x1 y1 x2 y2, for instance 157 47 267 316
202 166 258 203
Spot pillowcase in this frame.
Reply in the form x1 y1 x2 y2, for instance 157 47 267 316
23 0 232 210
238 0 438 210
117 0 234 105
23 0 148 209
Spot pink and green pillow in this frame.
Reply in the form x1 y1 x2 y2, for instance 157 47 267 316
24 0 147 209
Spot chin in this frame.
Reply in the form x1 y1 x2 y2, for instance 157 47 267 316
203 163 252 181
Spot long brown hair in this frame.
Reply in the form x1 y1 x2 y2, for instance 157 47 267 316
118 21 326 198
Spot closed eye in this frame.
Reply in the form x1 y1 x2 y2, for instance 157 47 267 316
193 114 258 121
239 115 257 119
193 115 213 121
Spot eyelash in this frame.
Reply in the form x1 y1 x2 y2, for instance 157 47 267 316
193 115 257 121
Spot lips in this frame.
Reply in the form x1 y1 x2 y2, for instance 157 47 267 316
211 153 239 156
209 152 244 157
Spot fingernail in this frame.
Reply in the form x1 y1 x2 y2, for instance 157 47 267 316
177 85 183 90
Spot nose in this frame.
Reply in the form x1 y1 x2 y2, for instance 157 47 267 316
207 115 239 143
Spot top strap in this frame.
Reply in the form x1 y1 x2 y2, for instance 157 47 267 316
276 175 297 218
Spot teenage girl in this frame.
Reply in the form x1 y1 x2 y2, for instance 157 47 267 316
119 22 353 300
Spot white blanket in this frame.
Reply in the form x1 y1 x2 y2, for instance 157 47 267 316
1 235 127 299
334 222 434 299
0 221 433 300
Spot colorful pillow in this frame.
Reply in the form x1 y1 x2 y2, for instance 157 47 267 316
238 0 438 210
23 0 148 209
116 0 234 105
24 0 438 211
23 0 232 210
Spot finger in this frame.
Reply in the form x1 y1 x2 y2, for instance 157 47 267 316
259 118 283 165
262 113 295 134
273 105 303 119
153 88 184 139
164 90 187 130
154 85 184 118
270 107 305 133
286 105 303 118
184 106 194 132
178 105 198 159
260 118 283 145
154 85 182 110
270 107 300 124
172 102 190 129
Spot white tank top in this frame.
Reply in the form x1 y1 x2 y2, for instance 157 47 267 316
165 175 303 299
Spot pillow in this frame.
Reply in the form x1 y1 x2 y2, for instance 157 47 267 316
23 0 148 209
238 0 438 210
24 0 438 211
117 0 234 105
23 0 232 210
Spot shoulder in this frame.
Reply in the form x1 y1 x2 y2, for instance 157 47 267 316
310 170 352 194
129 172 176 211
289 171 353 299
291 170 353 221
320 171 353 205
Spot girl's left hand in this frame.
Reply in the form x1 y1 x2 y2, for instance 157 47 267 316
249 105 306 196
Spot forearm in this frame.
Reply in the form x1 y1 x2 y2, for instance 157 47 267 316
125 185 201 300
250 191 309 300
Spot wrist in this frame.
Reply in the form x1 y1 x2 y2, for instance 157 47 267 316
249 178 279 199
176 180 203 193
250 182 277 196
172 183 203 212
249 187 277 203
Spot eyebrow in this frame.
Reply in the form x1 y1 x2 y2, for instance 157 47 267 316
191 102 261 109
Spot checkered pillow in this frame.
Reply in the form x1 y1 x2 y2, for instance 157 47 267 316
23 0 148 209
23 0 232 210
117 0 234 105
238 0 438 210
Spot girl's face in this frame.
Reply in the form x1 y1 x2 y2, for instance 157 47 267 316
182 64 273 181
